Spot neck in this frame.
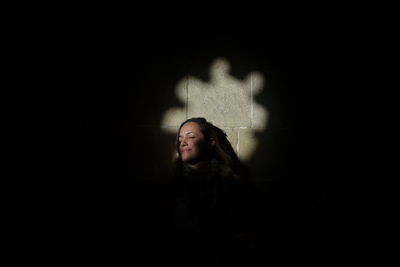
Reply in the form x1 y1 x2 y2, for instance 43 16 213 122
187 160 210 173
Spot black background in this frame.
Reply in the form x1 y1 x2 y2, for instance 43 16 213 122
11 0 396 265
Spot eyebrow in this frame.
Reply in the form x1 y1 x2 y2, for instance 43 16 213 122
178 131 196 137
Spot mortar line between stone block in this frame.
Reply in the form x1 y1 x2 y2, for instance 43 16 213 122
237 129 240 157
250 73 253 128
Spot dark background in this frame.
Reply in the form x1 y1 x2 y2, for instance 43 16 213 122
11 0 396 265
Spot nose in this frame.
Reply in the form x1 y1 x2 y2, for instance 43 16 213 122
180 137 188 147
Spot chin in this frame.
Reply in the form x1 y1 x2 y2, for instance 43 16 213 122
180 154 194 163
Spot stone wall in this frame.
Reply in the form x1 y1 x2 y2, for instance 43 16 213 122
161 57 268 162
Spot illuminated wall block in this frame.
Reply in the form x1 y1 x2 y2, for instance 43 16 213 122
187 59 252 127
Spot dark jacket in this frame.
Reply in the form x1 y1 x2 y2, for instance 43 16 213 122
172 165 257 266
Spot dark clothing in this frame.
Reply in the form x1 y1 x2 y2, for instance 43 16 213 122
172 167 257 266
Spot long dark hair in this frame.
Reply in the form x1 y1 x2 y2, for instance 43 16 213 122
174 117 251 181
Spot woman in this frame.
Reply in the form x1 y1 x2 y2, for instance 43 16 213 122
171 117 257 266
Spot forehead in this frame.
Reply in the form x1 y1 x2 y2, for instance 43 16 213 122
179 122 202 135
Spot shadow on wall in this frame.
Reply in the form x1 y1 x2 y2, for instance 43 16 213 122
31 2 393 265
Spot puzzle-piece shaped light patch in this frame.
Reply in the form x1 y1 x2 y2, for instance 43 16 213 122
162 57 268 161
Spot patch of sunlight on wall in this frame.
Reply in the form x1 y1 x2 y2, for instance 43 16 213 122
161 57 268 162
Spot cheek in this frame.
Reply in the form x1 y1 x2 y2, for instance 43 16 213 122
191 140 201 149
192 140 208 154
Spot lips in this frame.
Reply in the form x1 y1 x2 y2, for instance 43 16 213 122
180 148 191 153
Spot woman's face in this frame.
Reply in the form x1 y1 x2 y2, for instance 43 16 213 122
178 122 210 164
